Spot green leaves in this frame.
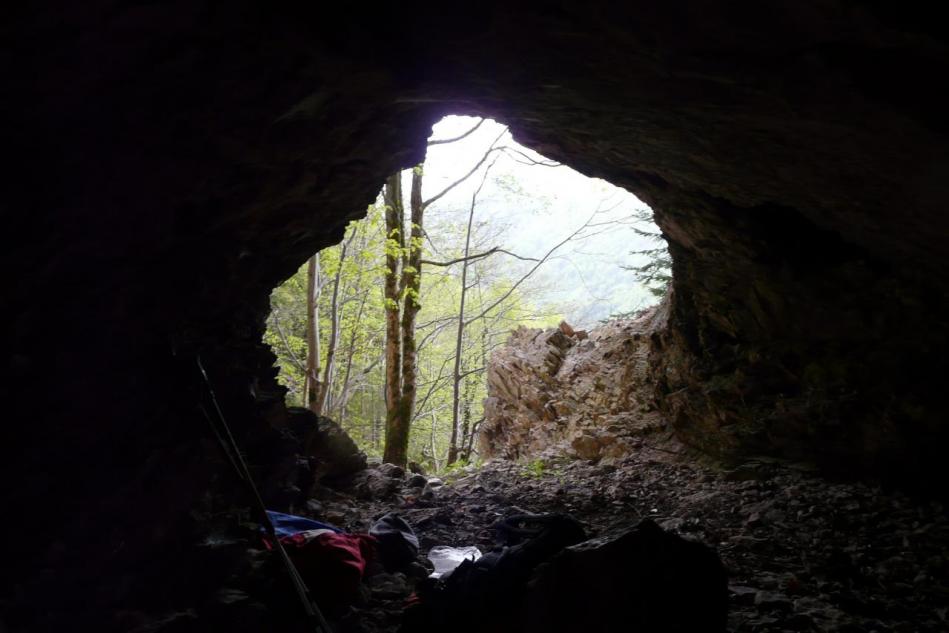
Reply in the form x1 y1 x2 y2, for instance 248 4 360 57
263 178 553 471
626 208 672 298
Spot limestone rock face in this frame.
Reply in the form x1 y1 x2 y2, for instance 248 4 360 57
481 313 665 462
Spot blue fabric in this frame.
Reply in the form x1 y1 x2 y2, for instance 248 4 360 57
266 510 343 538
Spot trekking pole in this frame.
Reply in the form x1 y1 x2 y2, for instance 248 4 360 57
196 356 333 633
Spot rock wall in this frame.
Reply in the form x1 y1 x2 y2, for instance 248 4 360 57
481 317 666 463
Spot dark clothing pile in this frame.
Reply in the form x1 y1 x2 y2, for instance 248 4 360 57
263 510 418 612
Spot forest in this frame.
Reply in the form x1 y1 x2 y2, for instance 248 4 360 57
265 117 668 472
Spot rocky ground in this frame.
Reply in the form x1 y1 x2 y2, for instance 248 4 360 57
293 439 948 633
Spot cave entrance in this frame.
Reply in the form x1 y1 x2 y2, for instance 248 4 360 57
265 115 669 473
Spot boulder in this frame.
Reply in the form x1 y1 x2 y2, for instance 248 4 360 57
347 469 400 501
406 473 428 488
571 433 601 461
377 462 406 479
522 520 728 633
294 408 367 479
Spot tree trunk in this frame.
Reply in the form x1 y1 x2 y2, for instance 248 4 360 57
382 137 501 466
383 173 407 465
430 411 440 472
463 320 489 460
336 287 369 424
447 190 476 466
460 352 474 462
316 230 353 414
390 168 425 465
305 253 323 413
383 167 426 467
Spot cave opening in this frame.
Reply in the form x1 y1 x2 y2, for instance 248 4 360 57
8 4 949 631
264 115 669 474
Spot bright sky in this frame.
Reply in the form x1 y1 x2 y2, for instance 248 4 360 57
414 115 663 327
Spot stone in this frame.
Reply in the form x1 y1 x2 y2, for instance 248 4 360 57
755 591 794 612
571 433 601 461
324 507 350 527
377 462 405 479
406 473 428 488
724 464 770 482
408 461 428 476
729 585 759 606
522 520 728 632
783 613 815 630
367 572 408 599
345 469 400 501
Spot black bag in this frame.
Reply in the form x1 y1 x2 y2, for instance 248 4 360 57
402 513 586 633
370 512 420 572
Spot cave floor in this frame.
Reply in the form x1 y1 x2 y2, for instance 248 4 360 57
294 442 949 633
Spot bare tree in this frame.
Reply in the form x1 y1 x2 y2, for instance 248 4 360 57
443 203 605 464
312 228 356 414
446 166 494 464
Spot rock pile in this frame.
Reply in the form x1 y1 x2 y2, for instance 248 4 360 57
324 451 948 633
481 312 665 463
193 433 947 633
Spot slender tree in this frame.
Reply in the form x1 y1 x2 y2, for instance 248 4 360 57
314 228 355 413
305 254 323 413
441 205 606 463
382 119 500 466
381 167 427 466
447 168 489 464
382 173 407 463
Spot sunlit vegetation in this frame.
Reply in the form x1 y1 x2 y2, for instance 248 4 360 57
266 117 668 471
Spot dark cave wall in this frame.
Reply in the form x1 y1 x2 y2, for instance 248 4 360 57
463 3 949 476
4 1 949 628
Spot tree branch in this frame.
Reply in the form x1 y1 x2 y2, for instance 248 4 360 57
417 314 457 330
427 119 485 146
464 208 600 326
270 310 313 381
458 365 485 379
498 145 561 167
417 318 455 354
421 246 540 267
412 356 454 422
422 128 507 210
